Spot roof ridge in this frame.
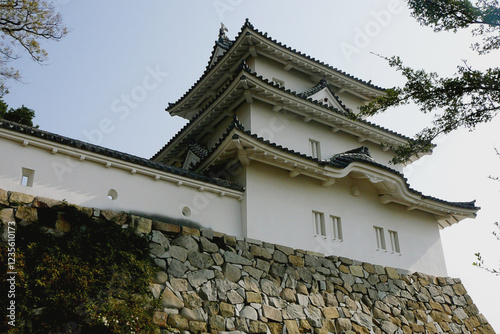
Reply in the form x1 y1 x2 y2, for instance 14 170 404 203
0 119 243 191
166 20 386 112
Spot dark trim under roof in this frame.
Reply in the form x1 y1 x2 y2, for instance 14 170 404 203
196 118 479 212
0 119 244 191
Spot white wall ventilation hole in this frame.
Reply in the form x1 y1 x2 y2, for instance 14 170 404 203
182 206 192 217
107 189 118 200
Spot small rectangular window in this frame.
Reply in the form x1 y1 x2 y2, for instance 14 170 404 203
272 77 285 88
389 230 400 253
313 211 326 237
374 226 386 250
309 139 321 159
331 216 343 241
20 168 35 187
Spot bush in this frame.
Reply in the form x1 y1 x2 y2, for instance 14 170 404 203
0 205 160 333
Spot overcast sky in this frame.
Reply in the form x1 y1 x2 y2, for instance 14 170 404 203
4 1 500 329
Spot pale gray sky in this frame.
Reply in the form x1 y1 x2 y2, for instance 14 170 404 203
4 1 499 329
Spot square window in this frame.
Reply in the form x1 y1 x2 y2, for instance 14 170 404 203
389 230 400 253
20 168 35 187
313 211 326 237
331 216 343 241
374 226 386 250
309 139 321 159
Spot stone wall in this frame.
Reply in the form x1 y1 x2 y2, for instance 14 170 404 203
0 188 495 334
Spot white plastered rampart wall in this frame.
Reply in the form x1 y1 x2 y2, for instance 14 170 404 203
0 132 243 236
243 161 448 277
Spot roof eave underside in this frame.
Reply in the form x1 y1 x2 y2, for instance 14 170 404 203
153 68 410 164
167 24 387 117
195 124 478 226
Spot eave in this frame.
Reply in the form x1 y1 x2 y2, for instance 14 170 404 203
195 123 478 228
153 67 415 165
0 120 244 197
167 21 386 118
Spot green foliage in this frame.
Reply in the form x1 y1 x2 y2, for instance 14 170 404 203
0 0 68 96
407 0 500 53
359 0 500 164
0 105 36 126
0 99 36 126
0 204 160 333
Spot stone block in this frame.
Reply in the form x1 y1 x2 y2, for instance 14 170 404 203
322 306 340 319
167 313 189 331
9 192 34 205
0 208 15 224
267 322 283 334
152 220 180 234
208 315 226 333
32 196 61 208
15 206 38 223
385 267 400 280
188 251 214 269
223 262 241 283
246 291 262 303
224 251 252 266
171 235 199 252
189 320 207 334
161 287 184 309
248 320 268 333
284 319 300 334
219 302 235 317
263 304 282 322
289 254 304 267
182 225 200 237
452 283 467 296
350 265 364 278
200 236 218 252
249 245 272 259
179 307 203 322
152 311 168 327
239 305 258 320
0 188 9 205
181 291 203 309
130 215 152 234
55 216 71 232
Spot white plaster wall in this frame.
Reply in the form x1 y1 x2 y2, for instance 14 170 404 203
253 56 368 113
0 138 243 236
335 91 366 114
254 56 314 93
244 162 448 276
248 100 402 171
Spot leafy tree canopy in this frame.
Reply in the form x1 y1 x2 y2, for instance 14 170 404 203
359 0 500 164
0 0 67 96
0 99 36 126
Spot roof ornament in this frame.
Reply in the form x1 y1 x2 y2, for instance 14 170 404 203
218 23 230 43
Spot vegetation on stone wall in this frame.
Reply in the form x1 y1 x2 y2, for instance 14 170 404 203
0 203 160 333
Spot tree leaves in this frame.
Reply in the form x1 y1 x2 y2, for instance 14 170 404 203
358 1 500 163
0 0 67 96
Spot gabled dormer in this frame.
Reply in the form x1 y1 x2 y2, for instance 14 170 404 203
299 79 350 113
